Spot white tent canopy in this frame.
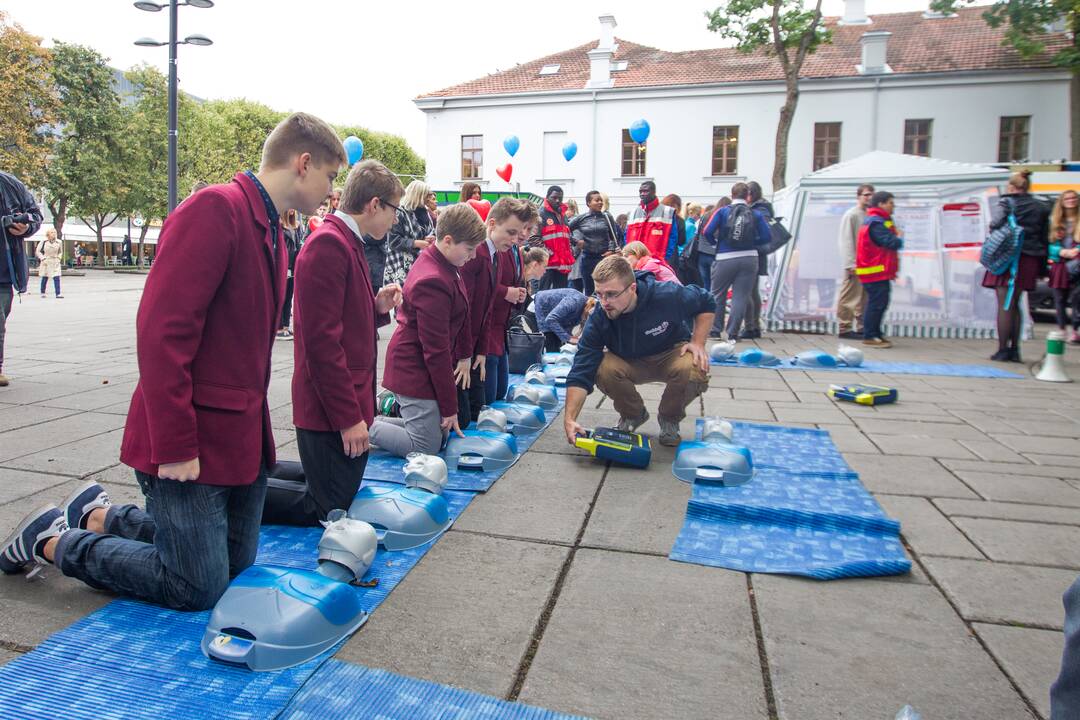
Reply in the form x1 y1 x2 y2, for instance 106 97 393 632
767 151 1011 338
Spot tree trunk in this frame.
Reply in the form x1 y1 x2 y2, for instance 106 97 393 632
138 223 149 267
773 77 799 192
47 197 67 240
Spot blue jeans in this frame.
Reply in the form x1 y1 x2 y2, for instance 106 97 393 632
697 254 715 293
39 276 60 296
54 469 267 611
1054 576 1080 718
485 352 509 404
862 280 891 341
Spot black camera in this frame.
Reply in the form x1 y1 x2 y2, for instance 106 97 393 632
1 212 32 229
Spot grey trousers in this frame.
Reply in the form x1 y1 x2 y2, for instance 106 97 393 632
709 255 758 339
369 394 444 458
0 283 11 372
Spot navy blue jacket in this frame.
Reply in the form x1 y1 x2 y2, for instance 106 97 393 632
702 202 771 255
534 288 587 343
0 171 41 292
566 272 716 394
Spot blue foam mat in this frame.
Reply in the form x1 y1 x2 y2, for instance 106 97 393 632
280 659 585 720
711 356 1023 379
0 484 478 719
670 420 911 580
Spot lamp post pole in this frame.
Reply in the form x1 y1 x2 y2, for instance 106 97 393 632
167 0 179 213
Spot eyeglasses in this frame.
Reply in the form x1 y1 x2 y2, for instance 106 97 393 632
381 198 400 213
596 285 632 303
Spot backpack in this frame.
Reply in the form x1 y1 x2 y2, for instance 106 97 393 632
980 198 1023 275
723 204 757 251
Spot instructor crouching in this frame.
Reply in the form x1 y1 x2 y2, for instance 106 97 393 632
563 255 715 447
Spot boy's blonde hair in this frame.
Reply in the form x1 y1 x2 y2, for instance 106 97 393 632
522 247 549 267
436 203 487 246
592 254 635 286
340 160 404 215
261 112 347 171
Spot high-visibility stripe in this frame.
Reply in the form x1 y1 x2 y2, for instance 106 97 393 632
541 230 571 240
855 265 885 275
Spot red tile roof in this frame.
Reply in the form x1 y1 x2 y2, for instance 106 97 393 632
417 7 1069 99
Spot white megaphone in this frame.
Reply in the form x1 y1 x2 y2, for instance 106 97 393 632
1035 330 1072 383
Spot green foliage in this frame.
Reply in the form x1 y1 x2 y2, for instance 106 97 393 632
706 0 831 56
334 124 426 180
186 98 285 186
0 12 57 189
930 0 1079 71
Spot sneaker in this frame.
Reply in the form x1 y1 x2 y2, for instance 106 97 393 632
55 295 63 299
0 374 8 387
658 418 681 447
61 480 111 531
0 505 67 574
1008 347 1023 363
1070 331 1080 345
862 337 893 348
39 294 45 299
838 330 862 340
616 409 649 433
739 329 762 340
990 349 1011 362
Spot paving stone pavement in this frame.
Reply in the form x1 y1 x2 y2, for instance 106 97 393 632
1 273 1079 718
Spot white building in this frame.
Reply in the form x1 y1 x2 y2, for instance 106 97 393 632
414 2 1070 212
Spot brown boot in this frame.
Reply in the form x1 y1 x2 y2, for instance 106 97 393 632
0 374 9 387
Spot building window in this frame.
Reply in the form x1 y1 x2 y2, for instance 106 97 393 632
461 135 483 179
711 126 739 175
903 119 932 157
998 116 1030 163
813 122 841 171
621 129 646 177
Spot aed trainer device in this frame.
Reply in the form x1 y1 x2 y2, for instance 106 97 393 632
827 383 898 406
574 427 652 468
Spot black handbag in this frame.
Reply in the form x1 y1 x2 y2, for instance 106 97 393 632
506 324 545 374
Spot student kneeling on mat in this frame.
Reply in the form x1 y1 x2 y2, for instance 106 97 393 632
563 255 715 447
370 204 487 457
262 160 404 526
0 113 347 610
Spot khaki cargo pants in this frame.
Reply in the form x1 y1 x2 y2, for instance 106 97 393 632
595 343 709 423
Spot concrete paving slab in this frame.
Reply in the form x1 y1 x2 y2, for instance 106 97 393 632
843 454 979 498
816 425 880 454
992 434 1080 457
922 557 1075 629
942 458 1080 481
0 468 77 504
754 574 1032 720
948 410 1022 435
2 428 125 479
974 623 1062 720
951 470 1080 507
700 396 775 421
0 404 78 433
518 549 766 720
32 381 137 412
933 498 1080 526
733 388 798 403
957 439 1029 464
854 418 988 439
877 495 984 559
1024 452 1080 466
0 649 22 666
866 434 978 459
82 462 140 489
772 404 853 425
336 532 567 698
455 453 604 544
580 464 690 556
0 377 109 406
951 517 1080 569
0 412 125 463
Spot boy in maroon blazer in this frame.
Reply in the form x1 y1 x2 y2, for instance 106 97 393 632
370 204 487 457
262 160 404 525
0 113 347 611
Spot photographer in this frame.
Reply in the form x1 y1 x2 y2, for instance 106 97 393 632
0 171 43 388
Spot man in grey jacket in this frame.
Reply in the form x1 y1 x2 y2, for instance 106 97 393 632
836 184 874 339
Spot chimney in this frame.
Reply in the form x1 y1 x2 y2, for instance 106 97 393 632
840 0 870 25
858 31 892 75
586 15 618 89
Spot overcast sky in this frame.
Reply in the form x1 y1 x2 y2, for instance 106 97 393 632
5 0 987 154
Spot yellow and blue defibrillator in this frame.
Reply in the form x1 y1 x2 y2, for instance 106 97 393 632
827 383 898 406
574 427 652 468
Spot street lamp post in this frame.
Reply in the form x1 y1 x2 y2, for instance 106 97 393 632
134 0 213 215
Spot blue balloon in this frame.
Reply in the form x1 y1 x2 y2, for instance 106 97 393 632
561 141 578 162
629 119 650 145
343 135 364 165
503 135 520 157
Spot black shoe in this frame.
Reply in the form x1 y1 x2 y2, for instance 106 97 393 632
740 329 762 340
1008 348 1022 363
838 331 862 340
990 349 1010 362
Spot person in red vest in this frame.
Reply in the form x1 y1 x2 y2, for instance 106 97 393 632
0 113 347 610
624 181 677 264
263 159 405 526
533 185 574 291
856 190 904 349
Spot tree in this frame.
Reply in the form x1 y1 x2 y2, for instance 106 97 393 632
334 125 426 181
0 12 57 190
47 43 132 254
185 98 284 187
931 0 1079 159
707 0 830 191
